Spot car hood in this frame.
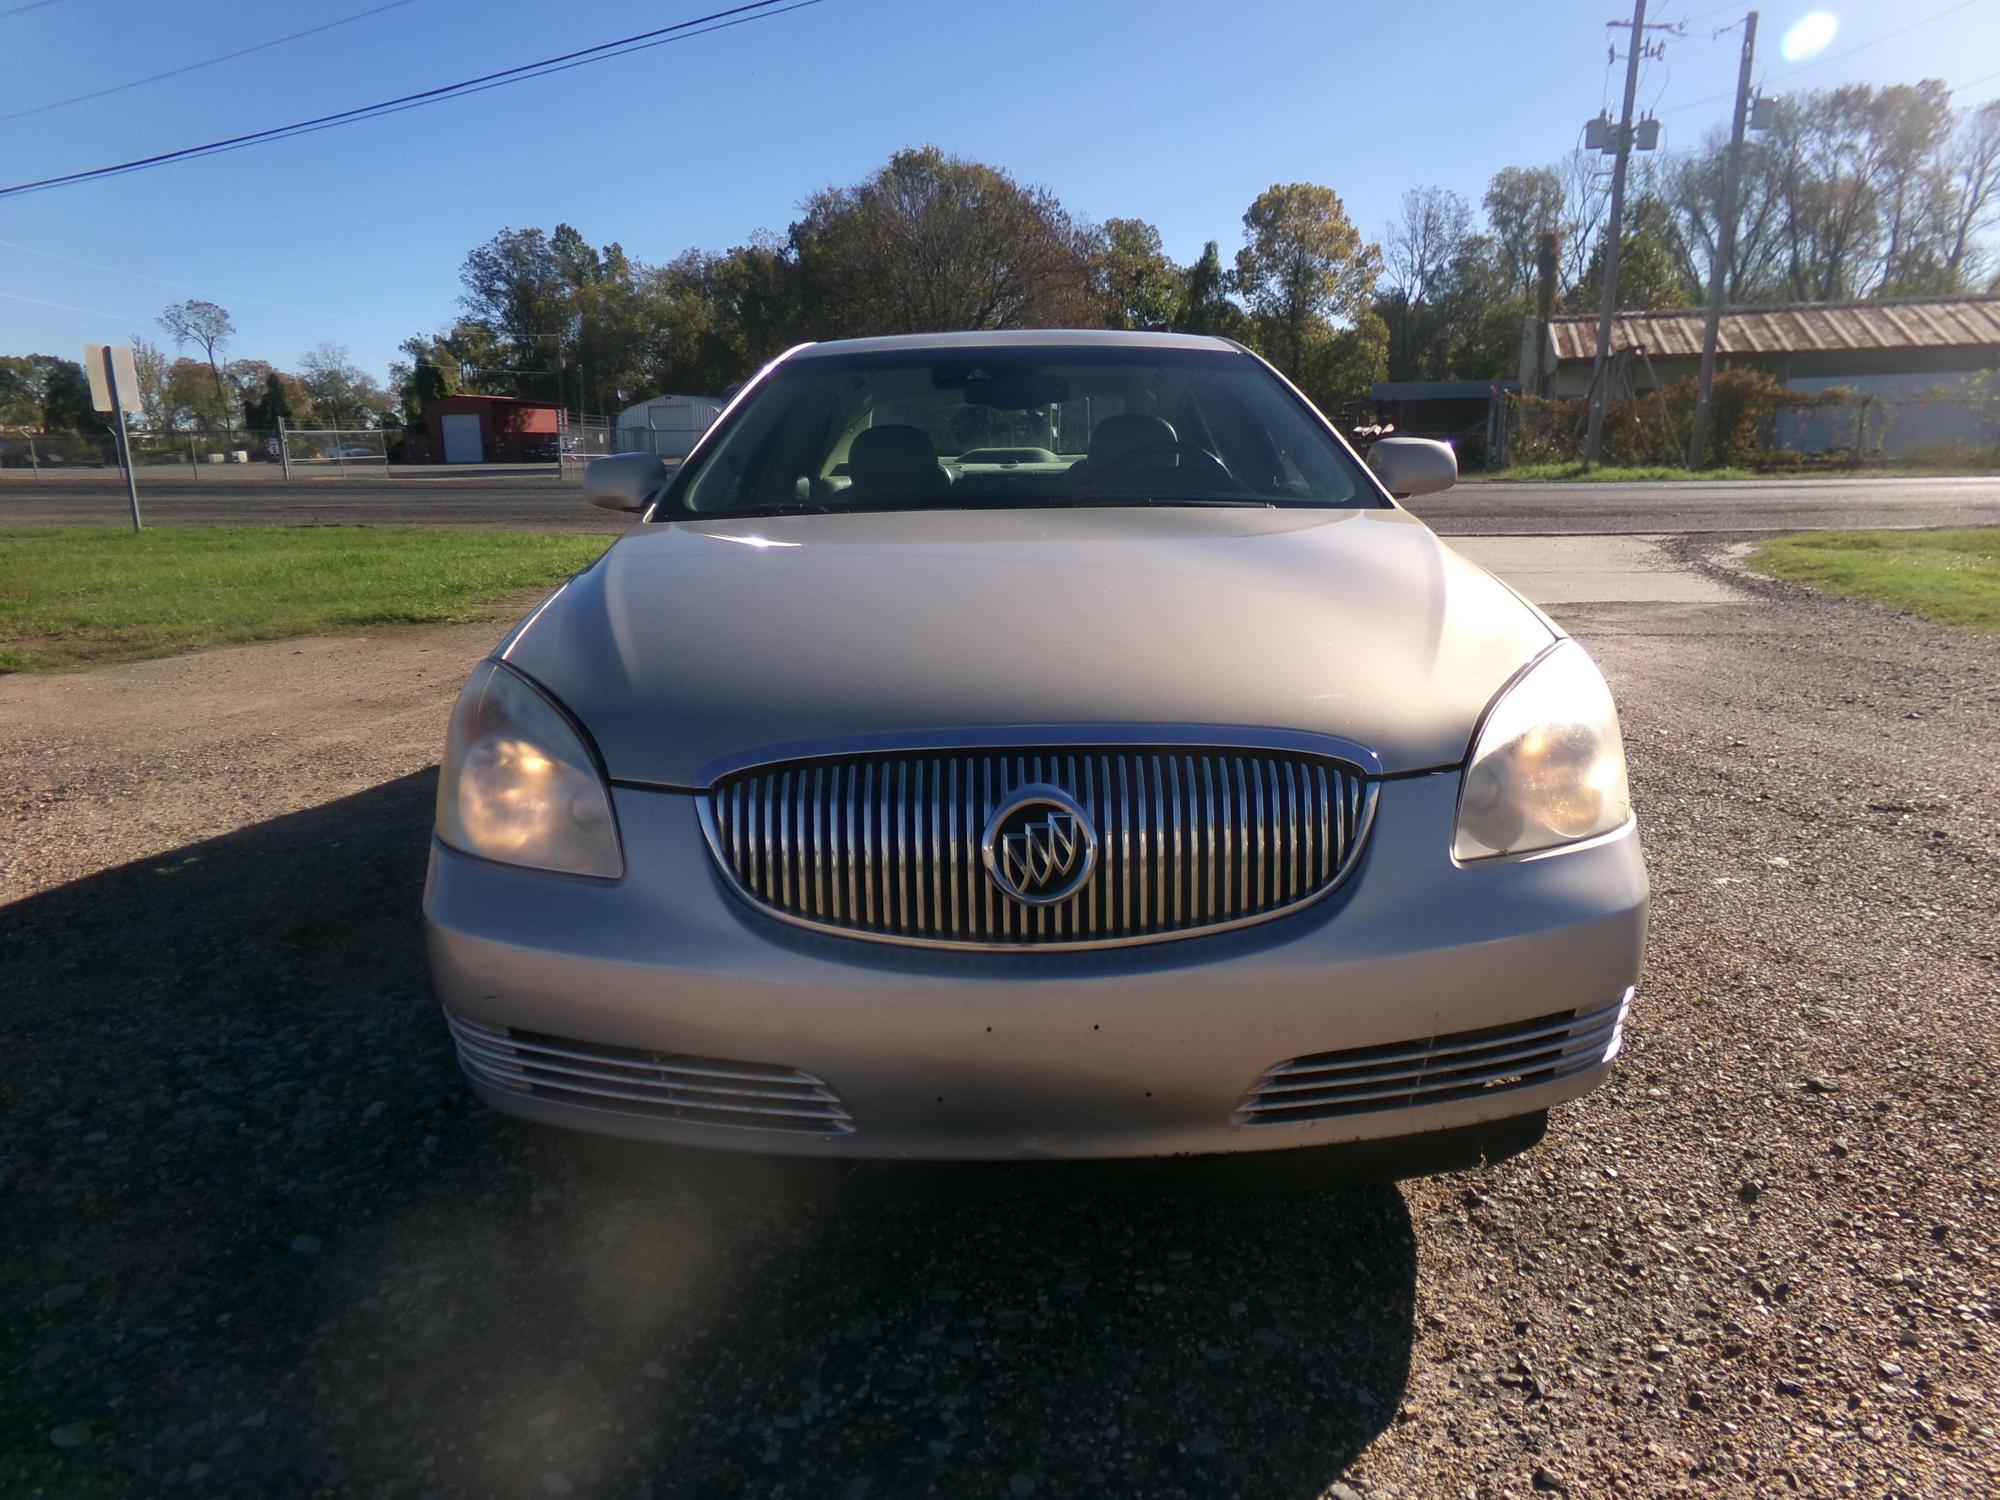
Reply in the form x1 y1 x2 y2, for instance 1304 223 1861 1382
500 506 1554 785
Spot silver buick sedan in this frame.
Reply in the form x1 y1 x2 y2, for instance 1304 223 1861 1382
424 330 1646 1184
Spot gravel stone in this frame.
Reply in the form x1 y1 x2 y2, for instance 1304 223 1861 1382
3 546 1998 1497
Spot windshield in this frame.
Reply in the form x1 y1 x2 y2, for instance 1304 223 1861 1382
658 344 1382 519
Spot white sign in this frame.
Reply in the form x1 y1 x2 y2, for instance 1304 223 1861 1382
84 342 145 414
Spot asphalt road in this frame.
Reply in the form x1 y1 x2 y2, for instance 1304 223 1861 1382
4 470 1999 535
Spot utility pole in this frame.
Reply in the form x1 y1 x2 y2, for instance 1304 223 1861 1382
1688 11 1760 470
1585 0 1655 466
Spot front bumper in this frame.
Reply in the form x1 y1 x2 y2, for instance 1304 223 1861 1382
424 769 1648 1162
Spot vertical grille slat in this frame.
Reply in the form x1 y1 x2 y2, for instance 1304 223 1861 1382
706 745 1371 949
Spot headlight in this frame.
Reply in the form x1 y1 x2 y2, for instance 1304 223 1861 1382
435 660 622 878
1454 641 1632 861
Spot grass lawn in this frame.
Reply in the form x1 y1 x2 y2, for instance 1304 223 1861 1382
0 526 613 671
1749 529 2000 633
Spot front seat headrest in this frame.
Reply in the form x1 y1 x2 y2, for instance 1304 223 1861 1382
1087 413 1178 468
849 424 943 489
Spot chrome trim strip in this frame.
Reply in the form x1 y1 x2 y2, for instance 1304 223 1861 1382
689 723 1387 786
1254 1014 1623 1095
1236 996 1628 1123
447 1014 855 1132
1269 1009 1614 1077
1241 1048 1606 1115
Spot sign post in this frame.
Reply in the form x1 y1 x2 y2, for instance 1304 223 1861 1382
84 342 145 532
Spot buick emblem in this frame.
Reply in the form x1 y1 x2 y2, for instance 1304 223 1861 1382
982 785 1096 907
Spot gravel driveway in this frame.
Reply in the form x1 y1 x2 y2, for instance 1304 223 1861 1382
3 564 1996 1498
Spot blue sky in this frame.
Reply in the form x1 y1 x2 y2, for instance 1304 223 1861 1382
3 0 1996 385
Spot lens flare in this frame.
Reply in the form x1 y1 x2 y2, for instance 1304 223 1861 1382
1780 10 1838 62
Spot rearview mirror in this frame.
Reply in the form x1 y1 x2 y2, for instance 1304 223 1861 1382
583 452 669 513
1366 436 1457 499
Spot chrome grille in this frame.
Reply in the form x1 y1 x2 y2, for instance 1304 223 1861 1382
1237 992 1630 1123
702 745 1373 949
447 1012 854 1133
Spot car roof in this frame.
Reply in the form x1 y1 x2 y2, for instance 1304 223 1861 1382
785 329 1245 362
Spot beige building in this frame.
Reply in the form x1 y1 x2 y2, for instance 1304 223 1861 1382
1521 296 2000 455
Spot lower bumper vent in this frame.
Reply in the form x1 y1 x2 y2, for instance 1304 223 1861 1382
1238 992 1629 1124
447 1011 854 1134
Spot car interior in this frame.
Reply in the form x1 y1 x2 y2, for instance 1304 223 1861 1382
674 354 1367 515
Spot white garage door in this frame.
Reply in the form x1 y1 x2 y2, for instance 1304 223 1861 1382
441 413 483 464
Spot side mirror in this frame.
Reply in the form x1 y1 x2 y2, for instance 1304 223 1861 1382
1366 436 1457 499
583 452 669 513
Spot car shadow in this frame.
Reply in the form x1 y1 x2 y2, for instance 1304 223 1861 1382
2 773 1415 1498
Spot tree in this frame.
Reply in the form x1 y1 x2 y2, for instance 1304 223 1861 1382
1233 182 1382 379
641 240 800 398
1935 98 2000 288
157 299 236 434
165 356 233 430
1761 81 1959 299
130 335 170 430
0 355 95 431
459 224 667 412
1663 130 1785 302
1484 166 1566 299
1171 241 1245 338
1565 195 1697 312
459 227 569 401
390 335 460 427
789 147 1101 336
237 364 313 432
1380 187 1473 380
1292 310 1390 412
299 343 389 428
1092 218 1184 331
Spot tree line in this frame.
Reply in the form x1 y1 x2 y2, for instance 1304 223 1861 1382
5 80 1995 441
393 148 1389 424
402 85 2000 418
0 299 389 437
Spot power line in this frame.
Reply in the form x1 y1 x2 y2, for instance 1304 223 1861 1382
0 0 818 199
0 0 67 19
0 290 294 356
0 0 421 126
1675 0 1744 24
1768 0 1982 80
157 0 826 184
0 237 409 329
1664 0 1984 114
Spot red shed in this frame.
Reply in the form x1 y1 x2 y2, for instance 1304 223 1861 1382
424 394 561 464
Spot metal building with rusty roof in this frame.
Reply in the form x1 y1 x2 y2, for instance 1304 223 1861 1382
1522 294 2000 455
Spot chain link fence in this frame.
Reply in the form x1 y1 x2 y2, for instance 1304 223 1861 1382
557 414 613 476
1 429 418 475
1 429 284 471
280 427 390 475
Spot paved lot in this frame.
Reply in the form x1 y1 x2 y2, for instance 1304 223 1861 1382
3 543 1997 1497
5 469 1999 535
1417 474 2000 534
1450 535 1743 605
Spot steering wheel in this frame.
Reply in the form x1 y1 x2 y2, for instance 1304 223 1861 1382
1096 439 1235 485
